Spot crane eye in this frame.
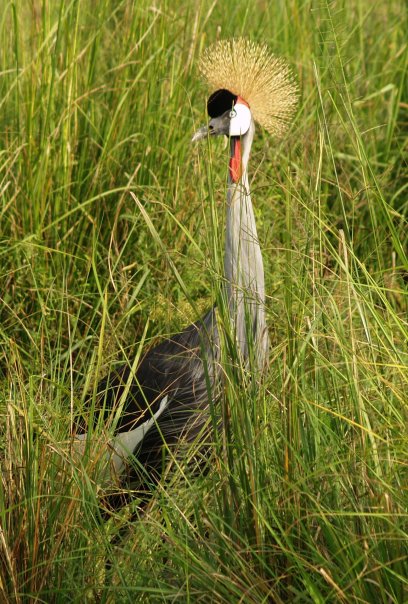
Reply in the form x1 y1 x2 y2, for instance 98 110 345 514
229 109 237 118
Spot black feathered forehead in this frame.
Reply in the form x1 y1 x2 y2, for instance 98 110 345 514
207 89 237 118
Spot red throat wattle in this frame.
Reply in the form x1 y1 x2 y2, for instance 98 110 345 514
229 138 242 183
229 96 249 183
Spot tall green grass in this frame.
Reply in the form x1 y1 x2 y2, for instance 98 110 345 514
1 0 407 601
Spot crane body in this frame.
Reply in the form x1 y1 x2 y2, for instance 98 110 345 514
76 39 298 510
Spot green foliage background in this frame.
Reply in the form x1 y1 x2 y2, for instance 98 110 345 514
0 0 407 601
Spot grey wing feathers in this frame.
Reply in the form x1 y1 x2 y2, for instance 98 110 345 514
78 307 220 489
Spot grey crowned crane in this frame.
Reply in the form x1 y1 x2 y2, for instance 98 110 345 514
76 39 298 512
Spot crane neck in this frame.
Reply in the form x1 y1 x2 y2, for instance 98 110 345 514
224 119 269 370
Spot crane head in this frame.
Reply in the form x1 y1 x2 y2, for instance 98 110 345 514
198 39 299 138
192 89 252 142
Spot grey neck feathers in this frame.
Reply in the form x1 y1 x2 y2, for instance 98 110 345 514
224 119 269 370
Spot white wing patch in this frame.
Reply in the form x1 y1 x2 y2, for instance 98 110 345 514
75 394 169 483
109 395 169 476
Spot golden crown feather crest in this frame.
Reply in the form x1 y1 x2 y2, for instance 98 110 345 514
199 38 299 137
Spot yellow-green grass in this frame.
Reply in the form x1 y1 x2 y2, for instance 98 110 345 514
0 0 407 601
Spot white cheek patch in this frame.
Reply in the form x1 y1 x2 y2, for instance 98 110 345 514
229 104 251 137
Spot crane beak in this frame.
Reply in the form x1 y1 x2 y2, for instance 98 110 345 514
191 125 209 143
192 114 231 142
